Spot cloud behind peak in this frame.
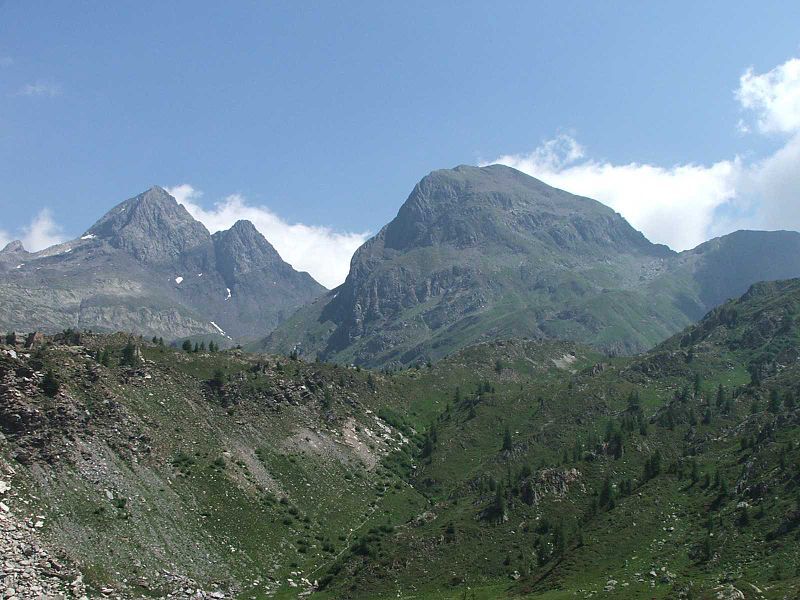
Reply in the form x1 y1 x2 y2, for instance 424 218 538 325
166 185 368 288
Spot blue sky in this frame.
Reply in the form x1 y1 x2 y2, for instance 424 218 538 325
1 2 800 286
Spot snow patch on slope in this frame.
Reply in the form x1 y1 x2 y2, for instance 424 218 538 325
209 321 232 340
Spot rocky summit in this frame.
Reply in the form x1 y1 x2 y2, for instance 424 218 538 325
0 187 325 344
260 164 800 367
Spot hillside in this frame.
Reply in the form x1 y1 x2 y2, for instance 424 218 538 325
313 279 800 599
259 165 800 367
2 279 800 598
0 330 425 598
0 187 325 343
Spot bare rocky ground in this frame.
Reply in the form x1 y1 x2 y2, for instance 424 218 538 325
0 459 235 600
0 455 88 600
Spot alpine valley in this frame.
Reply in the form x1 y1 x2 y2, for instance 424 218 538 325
2 165 800 600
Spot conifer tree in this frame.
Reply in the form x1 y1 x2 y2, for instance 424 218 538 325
502 426 513 452
41 369 59 397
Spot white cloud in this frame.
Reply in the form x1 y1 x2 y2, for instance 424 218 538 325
736 57 800 134
21 209 66 251
14 81 61 97
488 136 740 251
0 209 67 253
485 56 800 252
713 132 800 236
166 185 369 288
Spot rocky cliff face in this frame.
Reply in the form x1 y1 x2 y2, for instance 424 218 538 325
0 187 325 342
261 165 800 367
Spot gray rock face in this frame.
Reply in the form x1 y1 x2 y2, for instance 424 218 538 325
212 220 284 281
261 165 800 367
0 188 325 342
86 186 211 265
382 165 664 255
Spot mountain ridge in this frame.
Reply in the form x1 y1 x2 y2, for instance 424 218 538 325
0 187 325 341
260 164 800 366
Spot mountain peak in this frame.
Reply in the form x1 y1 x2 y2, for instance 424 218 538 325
0 240 27 254
85 187 210 264
228 219 260 235
212 220 283 280
383 163 664 256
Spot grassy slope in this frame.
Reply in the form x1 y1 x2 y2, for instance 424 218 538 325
3 279 800 599
1 335 428 598
314 282 800 599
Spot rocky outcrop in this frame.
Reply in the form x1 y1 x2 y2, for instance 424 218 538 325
519 467 582 506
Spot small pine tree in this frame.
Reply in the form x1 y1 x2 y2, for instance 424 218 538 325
41 369 59 397
738 506 750 527
210 368 225 394
644 450 662 481
716 384 725 408
690 460 699 484
502 426 513 452
768 389 781 413
182 339 192 353
100 348 111 367
493 485 505 522
610 431 624 459
120 341 139 367
552 521 566 556
421 434 434 459
701 536 713 562
599 476 613 507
